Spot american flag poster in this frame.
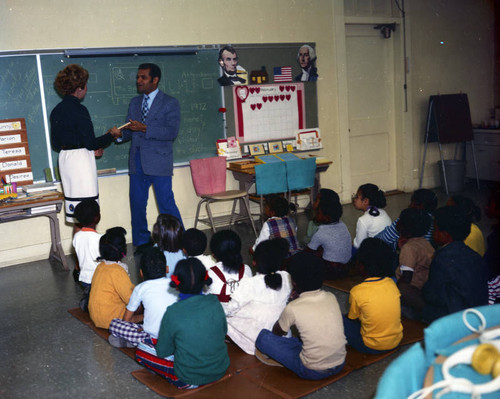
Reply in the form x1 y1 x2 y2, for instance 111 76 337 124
273 66 292 83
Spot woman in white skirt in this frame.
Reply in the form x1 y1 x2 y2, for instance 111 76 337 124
50 64 122 224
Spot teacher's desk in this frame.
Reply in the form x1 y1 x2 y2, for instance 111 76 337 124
0 192 68 270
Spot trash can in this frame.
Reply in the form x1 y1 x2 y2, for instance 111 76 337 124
437 160 466 193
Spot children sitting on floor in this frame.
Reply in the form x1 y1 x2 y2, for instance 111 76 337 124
226 238 292 355
152 214 186 278
306 188 352 279
422 206 489 323
255 251 346 380
88 227 134 329
485 185 500 304
72 199 102 311
394 208 434 320
207 230 253 311
448 194 485 256
343 238 402 354
108 247 178 348
376 188 437 251
135 258 229 389
252 194 300 256
352 183 392 249
181 228 215 270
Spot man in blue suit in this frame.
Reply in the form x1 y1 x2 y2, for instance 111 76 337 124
121 63 183 251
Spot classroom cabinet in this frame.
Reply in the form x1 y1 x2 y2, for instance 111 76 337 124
466 129 500 182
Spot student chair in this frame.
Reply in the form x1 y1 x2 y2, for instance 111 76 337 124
285 157 317 211
249 162 288 225
189 157 257 236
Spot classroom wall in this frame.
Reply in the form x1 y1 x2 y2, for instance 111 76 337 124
0 0 494 267
407 0 495 188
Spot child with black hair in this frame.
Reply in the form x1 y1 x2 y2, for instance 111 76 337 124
394 208 434 320
136 258 229 389
152 214 185 279
376 188 437 251
207 230 252 311
88 227 134 329
422 206 489 323
352 183 391 249
181 228 215 270
72 199 102 311
344 238 402 354
448 194 485 256
255 251 346 380
226 238 292 354
252 194 300 256
108 247 178 348
306 188 352 279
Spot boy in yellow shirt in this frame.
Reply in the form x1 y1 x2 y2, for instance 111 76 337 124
343 238 402 354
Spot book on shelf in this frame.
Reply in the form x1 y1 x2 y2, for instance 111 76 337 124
29 204 57 215
22 182 58 194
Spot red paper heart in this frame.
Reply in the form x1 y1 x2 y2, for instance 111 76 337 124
263 96 268 102
236 86 249 102
269 96 274 102
286 94 291 101
291 86 296 92
249 87 255 94
279 86 285 91
286 85 291 91
280 95 285 101
255 87 260 94
256 103 262 110
250 104 256 110
274 95 279 101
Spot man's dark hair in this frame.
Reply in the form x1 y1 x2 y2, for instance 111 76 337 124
181 228 207 257
288 252 324 293
140 247 167 281
218 45 237 61
138 63 161 82
434 206 471 241
74 199 100 226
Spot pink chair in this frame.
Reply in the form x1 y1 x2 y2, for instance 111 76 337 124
189 157 257 236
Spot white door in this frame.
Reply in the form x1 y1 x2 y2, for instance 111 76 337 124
346 24 397 192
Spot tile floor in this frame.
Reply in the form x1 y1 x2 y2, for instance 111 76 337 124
0 181 495 399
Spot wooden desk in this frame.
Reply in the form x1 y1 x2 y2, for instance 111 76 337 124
227 158 332 204
0 192 68 270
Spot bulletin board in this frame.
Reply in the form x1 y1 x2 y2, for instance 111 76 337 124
233 83 305 143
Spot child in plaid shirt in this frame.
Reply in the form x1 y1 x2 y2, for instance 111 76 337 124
252 195 300 256
108 247 178 348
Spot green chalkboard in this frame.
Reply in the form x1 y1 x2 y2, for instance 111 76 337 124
0 55 49 181
41 50 224 172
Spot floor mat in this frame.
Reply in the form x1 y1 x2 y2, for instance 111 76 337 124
67 307 136 360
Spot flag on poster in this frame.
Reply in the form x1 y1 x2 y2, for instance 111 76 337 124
273 66 292 82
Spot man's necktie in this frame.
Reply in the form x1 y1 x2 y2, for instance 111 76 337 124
141 94 150 123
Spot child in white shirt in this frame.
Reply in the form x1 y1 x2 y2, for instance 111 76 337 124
108 247 178 348
226 238 292 354
181 228 215 270
352 183 391 249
